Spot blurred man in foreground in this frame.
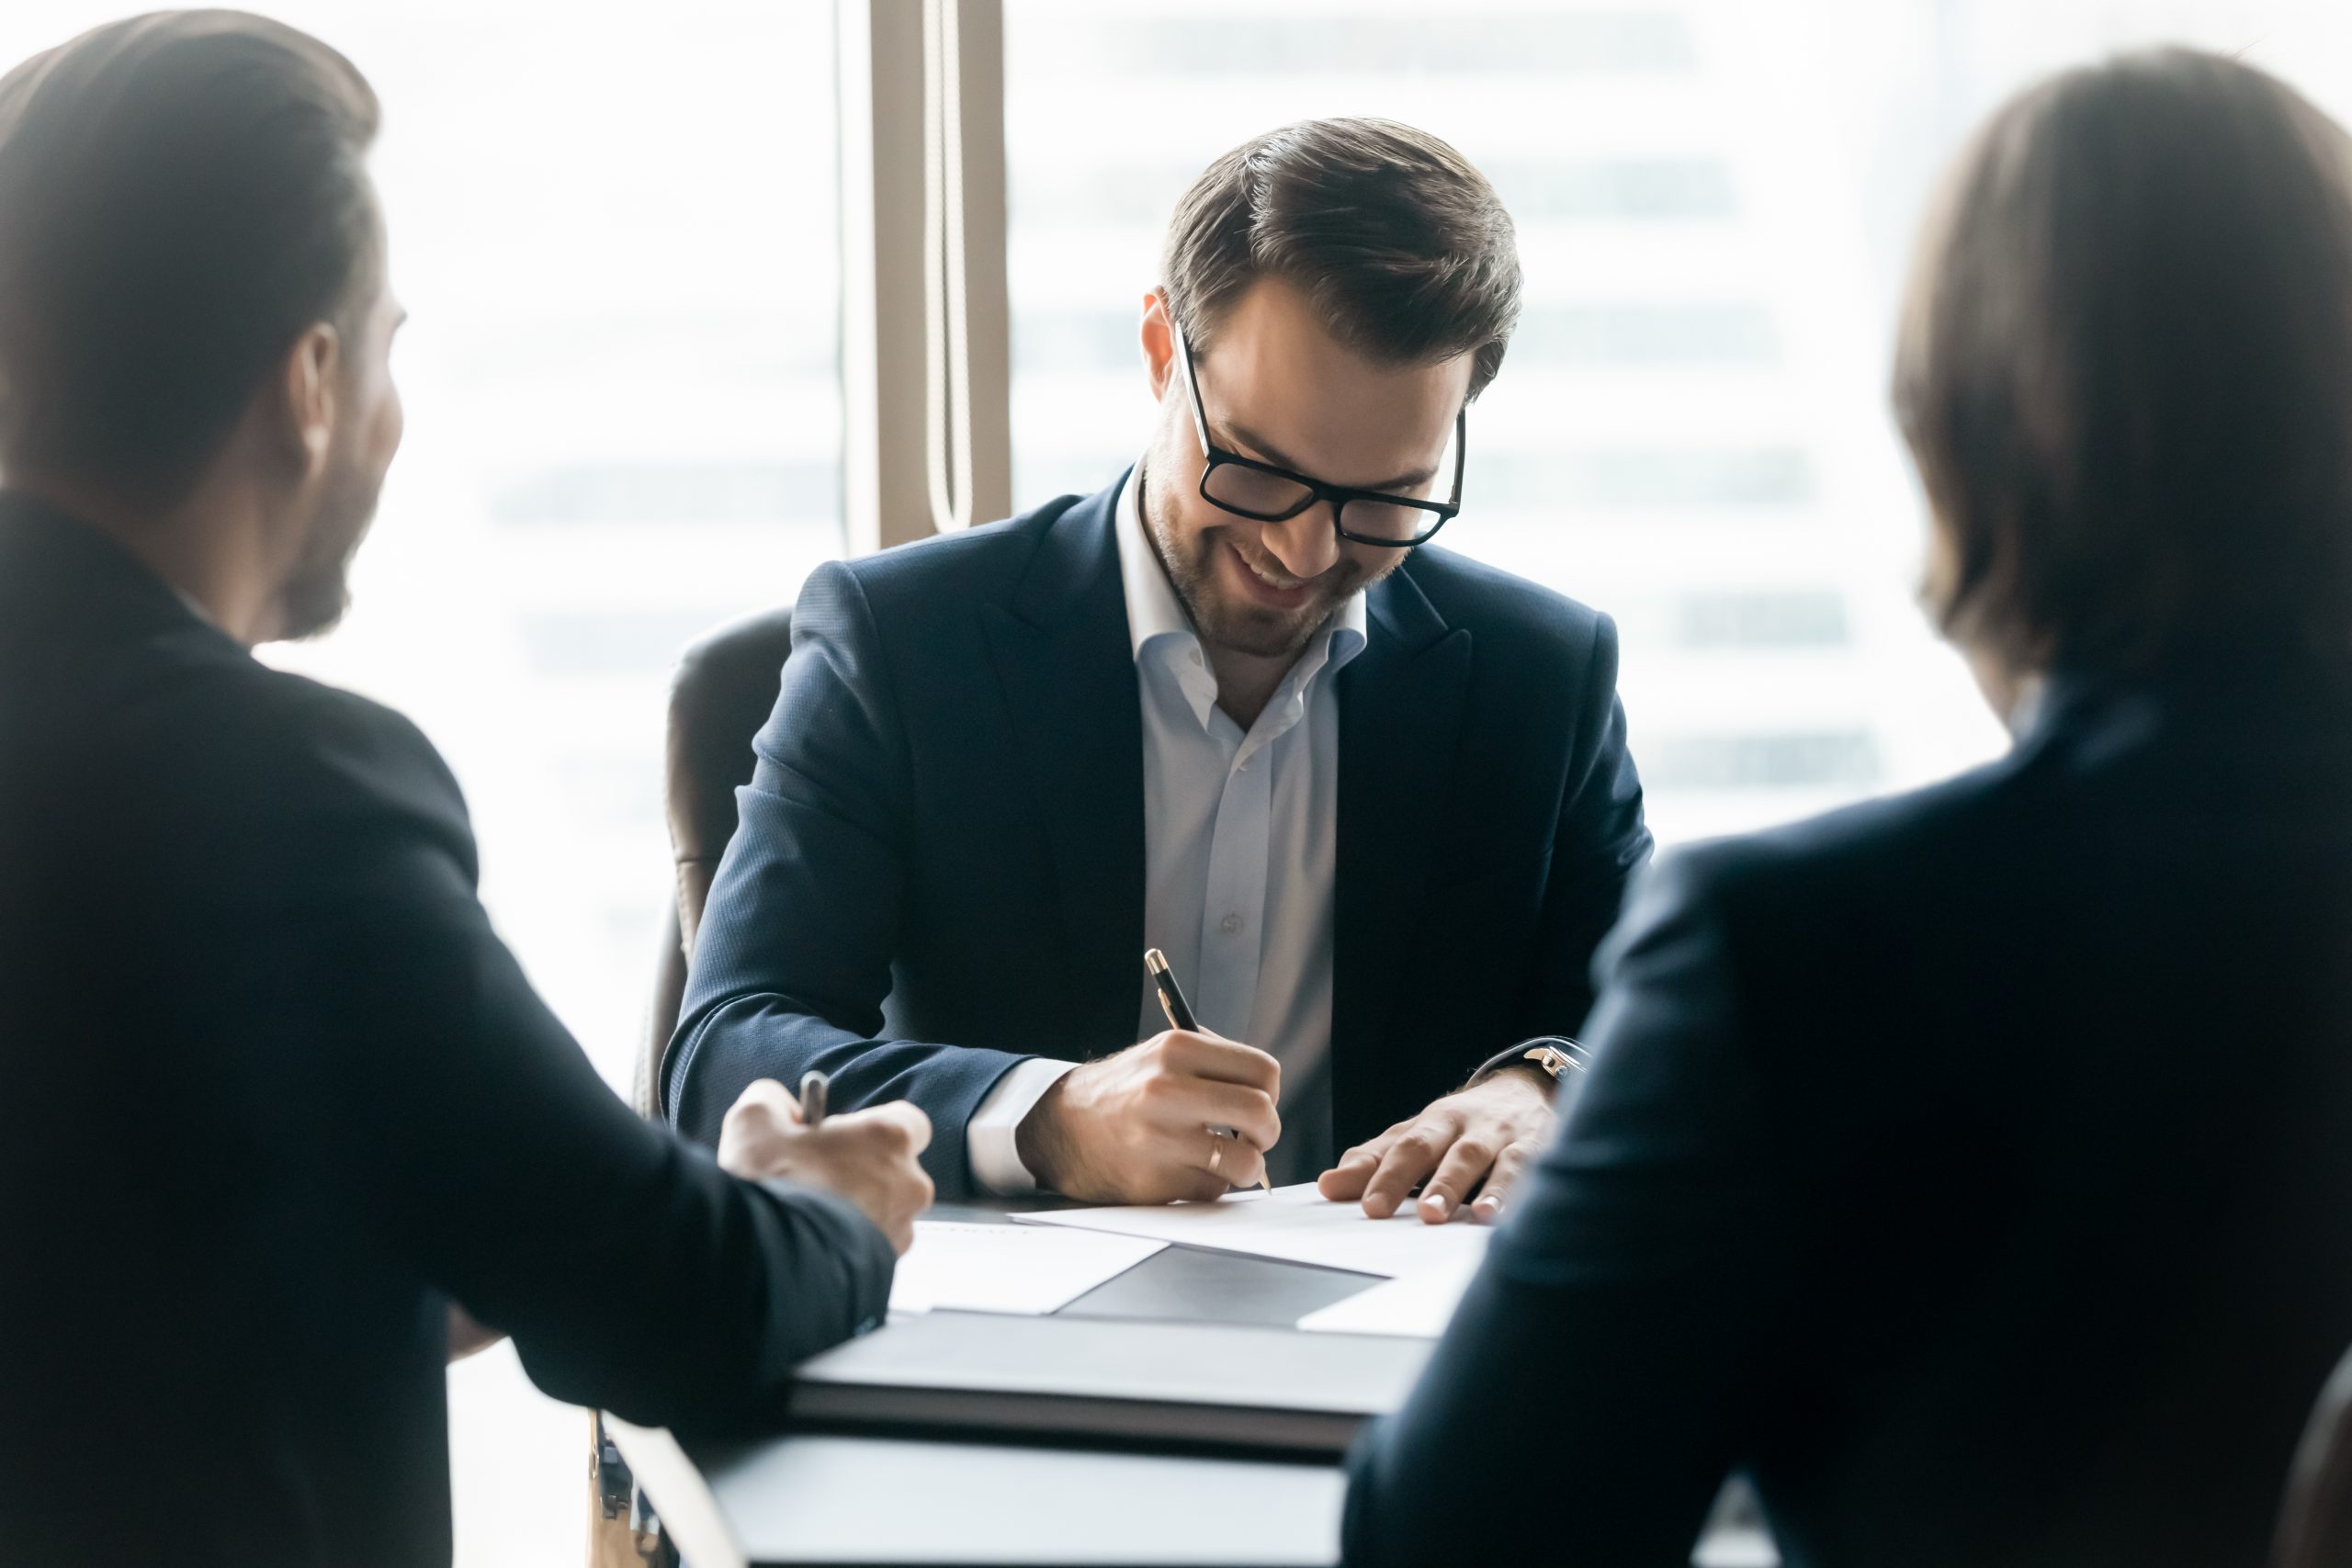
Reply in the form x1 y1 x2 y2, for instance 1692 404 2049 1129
1347 47 2352 1568
0 15 931 1565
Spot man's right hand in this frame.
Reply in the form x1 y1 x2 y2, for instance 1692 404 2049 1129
717 1080 935 1254
1014 1030 1282 1203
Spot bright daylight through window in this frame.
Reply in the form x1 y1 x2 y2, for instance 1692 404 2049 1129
4 2 2347 1563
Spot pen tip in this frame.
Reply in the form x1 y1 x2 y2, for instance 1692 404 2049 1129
1145 947 1169 975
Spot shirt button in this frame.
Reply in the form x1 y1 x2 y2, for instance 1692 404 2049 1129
1190 650 1204 667
1221 912 1243 935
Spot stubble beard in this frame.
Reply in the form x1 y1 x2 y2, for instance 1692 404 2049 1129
274 451 381 643
1140 468 1372 662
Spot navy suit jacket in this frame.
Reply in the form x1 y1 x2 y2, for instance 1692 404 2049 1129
668 477 1652 1195
1344 657 2352 1568
0 500 892 1568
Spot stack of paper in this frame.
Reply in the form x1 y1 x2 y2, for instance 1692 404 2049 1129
1295 1258 1483 1337
1012 1182 1489 1280
887 1221 1166 1316
1012 1184 1493 1339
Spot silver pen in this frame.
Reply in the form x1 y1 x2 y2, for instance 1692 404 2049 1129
798 1068 830 1127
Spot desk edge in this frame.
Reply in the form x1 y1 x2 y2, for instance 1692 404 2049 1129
605 1414 751 1568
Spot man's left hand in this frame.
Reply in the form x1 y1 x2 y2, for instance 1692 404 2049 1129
1316 1068 1555 1224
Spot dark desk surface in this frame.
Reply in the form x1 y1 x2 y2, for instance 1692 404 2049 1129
608 1205 1776 1568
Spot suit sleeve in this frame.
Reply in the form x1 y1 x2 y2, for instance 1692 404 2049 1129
1343 851 1798 1567
1512 611 1653 1044
274 691 893 1429
663 561 1031 1199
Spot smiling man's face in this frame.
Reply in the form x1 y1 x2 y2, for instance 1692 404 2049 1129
1138 278 1470 661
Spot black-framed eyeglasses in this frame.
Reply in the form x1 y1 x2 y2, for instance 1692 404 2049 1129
1171 316 1465 548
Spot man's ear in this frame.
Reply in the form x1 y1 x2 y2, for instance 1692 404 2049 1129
277 321 342 476
1139 288 1177 402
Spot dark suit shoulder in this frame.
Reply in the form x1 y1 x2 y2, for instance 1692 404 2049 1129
1614 750 2040 1037
133 654 475 874
247 670 468 822
827 489 1092 617
1398 544 1613 652
1663 747 2026 907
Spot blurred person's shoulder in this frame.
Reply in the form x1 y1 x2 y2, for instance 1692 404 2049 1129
0 504 465 835
242 666 467 825
144 642 474 855
1630 748 2037 972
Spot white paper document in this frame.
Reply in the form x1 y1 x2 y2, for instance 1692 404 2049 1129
1295 1258 1483 1337
888 1222 1166 1316
1012 1182 1491 1280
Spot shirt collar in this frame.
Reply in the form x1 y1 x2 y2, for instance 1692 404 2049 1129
168 583 224 631
1115 461 1196 662
1112 460 1371 673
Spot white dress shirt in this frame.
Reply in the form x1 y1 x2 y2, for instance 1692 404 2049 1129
966 464 1370 1192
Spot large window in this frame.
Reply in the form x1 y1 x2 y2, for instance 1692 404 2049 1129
262 0 845 1092
1004 0 2352 844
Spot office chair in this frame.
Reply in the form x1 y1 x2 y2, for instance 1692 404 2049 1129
634 604 797 1120
594 604 796 1568
2275 1342 2352 1568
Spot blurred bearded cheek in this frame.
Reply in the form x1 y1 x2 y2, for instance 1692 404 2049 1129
280 567 354 641
279 491 376 640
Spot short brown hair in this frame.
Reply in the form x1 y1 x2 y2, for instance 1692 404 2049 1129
1894 48 2352 678
1163 118 1521 399
0 10 381 505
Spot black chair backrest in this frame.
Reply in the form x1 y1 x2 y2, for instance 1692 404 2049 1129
636 606 795 1121
2276 1343 2352 1568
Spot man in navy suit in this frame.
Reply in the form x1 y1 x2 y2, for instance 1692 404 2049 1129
671 118 1651 1208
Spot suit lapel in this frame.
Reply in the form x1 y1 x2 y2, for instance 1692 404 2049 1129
1335 565 1473 1126
981 482 1148 1048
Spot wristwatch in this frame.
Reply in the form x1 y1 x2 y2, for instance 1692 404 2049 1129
1467 1035 1590 1089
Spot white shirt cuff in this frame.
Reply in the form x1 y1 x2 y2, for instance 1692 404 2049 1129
967 1057 1080 1195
